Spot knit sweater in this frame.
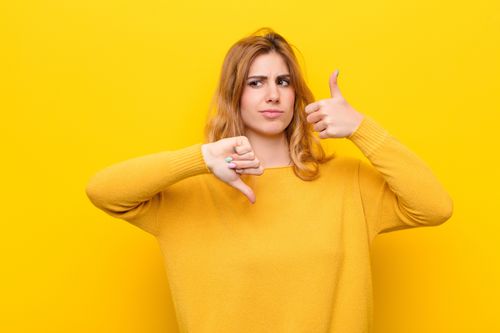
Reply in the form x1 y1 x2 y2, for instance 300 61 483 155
85 115 453 333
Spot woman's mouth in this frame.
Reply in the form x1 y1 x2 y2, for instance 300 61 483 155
259 110 284 119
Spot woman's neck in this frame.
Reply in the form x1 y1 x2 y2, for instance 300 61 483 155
243 130 291 168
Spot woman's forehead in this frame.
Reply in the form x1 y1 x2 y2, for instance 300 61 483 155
248 52 289 75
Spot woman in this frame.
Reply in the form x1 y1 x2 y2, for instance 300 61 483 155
86 27 453 333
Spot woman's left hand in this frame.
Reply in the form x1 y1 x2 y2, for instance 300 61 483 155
305 69 365 139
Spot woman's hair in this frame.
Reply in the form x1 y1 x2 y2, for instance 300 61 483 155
203 27 335 181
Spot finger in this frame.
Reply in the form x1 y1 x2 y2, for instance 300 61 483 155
234 145 248 155
227 159 260 169
306 110 324 124
305 102 321 114
313 120 328 132
229 178 256 204
329 69 343 99
232 136 243 154
230 151 255 161
233 138 252 155
235 166 264 175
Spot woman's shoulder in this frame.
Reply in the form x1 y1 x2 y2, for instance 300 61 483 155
320 153 361 170
313 154 363 181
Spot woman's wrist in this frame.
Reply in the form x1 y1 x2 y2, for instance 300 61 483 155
201 143 214 172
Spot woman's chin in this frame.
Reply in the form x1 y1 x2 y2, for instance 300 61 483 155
258 129 287 137
244 123 289 138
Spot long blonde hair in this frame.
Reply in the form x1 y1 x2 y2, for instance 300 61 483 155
203 27 335 181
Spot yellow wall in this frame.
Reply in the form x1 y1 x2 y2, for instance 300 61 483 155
1 0 498 332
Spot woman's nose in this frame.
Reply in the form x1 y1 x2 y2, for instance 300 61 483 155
266 83 280 102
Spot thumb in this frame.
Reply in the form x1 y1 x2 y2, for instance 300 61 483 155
229 178 256 204
329 69 343 99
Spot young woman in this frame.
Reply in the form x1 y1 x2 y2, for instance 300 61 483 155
86 27 453 333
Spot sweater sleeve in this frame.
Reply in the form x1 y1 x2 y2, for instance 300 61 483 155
347 116 453 239
85 143 211 236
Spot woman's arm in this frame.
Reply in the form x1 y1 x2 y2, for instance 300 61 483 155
85 143 211 236
303 70 453 239
348 116 453 239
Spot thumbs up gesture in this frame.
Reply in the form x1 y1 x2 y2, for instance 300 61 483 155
305 69 365 139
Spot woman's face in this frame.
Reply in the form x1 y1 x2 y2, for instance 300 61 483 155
240 51 295 137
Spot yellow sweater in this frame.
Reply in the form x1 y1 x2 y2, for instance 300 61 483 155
85 115 453 333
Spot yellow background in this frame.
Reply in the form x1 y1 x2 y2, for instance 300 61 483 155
1 0 498 332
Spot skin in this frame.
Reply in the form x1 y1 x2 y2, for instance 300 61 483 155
238 51 296 169
202 55 365 204
304 69 365 140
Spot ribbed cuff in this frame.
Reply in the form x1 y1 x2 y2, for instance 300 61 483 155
347 115 390 157
167 143 211 177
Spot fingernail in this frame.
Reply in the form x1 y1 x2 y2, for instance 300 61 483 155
225 156 233 162
228 162 236 168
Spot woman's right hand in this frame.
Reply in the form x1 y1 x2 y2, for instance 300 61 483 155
201 136 263 204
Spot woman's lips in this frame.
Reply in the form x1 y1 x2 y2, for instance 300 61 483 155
260 111 283 119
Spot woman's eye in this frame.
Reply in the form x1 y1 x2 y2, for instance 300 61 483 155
279 79 290 86
248 81 261 87
247 79 290 87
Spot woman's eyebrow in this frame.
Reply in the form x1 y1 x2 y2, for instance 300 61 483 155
247 74 291 80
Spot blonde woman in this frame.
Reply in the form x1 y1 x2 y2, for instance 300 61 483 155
86 27 453 332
